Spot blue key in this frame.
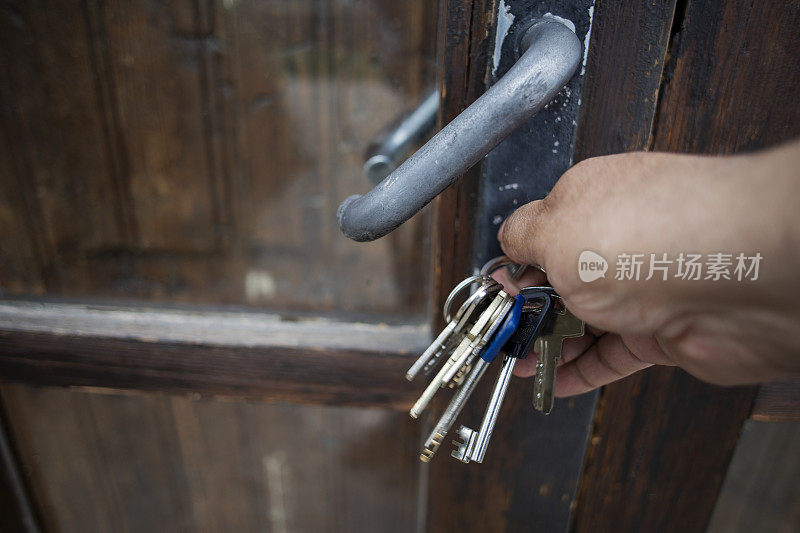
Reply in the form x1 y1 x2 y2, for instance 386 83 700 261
479 294 524 363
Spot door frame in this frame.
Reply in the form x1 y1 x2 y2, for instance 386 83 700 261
0 1 798 533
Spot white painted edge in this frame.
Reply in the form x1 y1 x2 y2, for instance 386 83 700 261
0 301 430 353
492 0 515 77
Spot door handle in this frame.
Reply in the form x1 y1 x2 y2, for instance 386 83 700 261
363 89 439 185
337 19 582 242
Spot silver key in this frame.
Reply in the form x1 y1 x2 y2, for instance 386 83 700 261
448 294 514 388
451 425 478 463
420 358 490 462
459 354 517 463
433 291 505 390
409 289 504 418
533 307 584 414
440 292 512 385
406 279 500 381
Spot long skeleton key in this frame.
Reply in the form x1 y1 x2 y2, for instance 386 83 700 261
421 357 489 462
453 291 553 463
441 293 511 386
437 292 508 386
406 279 500 381
450 294 523 462
533 307 584 414
419 293 514 461
410 290 506 419
407 255 585 464
450 295 515 387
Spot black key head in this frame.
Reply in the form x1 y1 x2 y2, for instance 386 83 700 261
501 288 556 359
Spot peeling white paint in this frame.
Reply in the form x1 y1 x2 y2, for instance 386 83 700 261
492 0 515 77
542 12 575 33
581 3 596 75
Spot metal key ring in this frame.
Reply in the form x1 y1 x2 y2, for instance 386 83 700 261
443 275 499 323
444 277 501 323
480 255 547 278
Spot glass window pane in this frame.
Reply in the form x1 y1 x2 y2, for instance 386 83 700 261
0 0 438 320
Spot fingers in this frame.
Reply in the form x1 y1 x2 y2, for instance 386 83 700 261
512 331 598 378
490 268 521 295
512 267 549 289
490 265 549 296
498 199 551 268
554 334 653 397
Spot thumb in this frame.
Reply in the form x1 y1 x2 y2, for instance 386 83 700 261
498 199 552 269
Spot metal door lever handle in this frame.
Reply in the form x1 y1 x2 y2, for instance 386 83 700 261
364 90 439 185
337 19 582 242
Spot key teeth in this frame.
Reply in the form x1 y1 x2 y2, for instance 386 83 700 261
450 425 476 464
420 432 444 463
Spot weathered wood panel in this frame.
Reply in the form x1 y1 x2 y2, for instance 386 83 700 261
1 384 422 533
707 420 800 533
430 0 490 333
90 0 217 251
572 1 800 531
573 0 677 160
0 0 121 294
0 0 437 316
0 299 429 408
0 400 41 533
651 0 800 154
751 379 800 422
425 2 496 531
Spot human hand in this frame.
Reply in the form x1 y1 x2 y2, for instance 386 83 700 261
496 140 800 397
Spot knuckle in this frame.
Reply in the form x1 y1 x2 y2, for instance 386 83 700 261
502 201 552 263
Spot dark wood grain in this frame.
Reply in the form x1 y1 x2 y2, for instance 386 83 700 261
0 300 429 408
1 384 422 532
428 2 604 532
572 1 800 532
707 420 800 533
751 379 800 422
430 0 495 333
0 398 41 533
0 0 121 294
651 0 800 154
573 0 678 161
574 368 757 532
426 1 499 531
0 0 437 317
0 3 438 531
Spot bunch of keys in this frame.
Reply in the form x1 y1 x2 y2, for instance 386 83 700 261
406 255 585 464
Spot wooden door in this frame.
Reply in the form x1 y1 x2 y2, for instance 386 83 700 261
0 1 438 531
1 1 799 532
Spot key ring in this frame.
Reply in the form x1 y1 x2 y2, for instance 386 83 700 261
443 275 499 323
479 255 547 279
